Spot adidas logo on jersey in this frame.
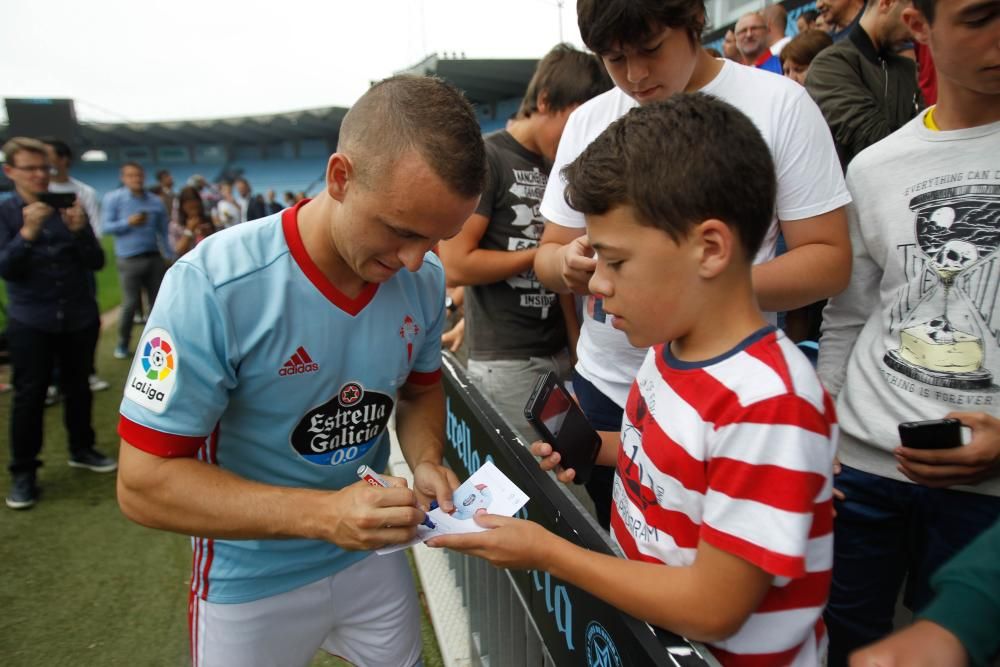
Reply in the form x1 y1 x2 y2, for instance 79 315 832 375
279 346 319 376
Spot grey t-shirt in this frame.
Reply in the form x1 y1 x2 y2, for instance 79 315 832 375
465 131 567 360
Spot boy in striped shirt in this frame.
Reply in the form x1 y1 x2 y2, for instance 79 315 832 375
432 94 838 666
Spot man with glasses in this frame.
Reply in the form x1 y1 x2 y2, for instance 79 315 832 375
735 11 783 73
0 137 115 510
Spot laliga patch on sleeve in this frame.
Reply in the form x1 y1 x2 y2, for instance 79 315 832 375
124 327 178 414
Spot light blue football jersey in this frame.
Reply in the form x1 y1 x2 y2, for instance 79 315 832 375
119 203 446 603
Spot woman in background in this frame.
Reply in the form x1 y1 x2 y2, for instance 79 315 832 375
169 186 216 258
781 29 833 86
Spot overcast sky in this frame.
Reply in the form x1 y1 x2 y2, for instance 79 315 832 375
1 0 583 123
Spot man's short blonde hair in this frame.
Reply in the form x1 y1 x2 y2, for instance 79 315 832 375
3 137 49 166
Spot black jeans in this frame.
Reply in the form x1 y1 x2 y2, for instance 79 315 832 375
7 318 99 476
571 369 624 531
117 253 165 349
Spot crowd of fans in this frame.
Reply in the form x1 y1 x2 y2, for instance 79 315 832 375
1 0 997 665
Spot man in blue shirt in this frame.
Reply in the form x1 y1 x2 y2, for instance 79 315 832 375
101 162 169 359
0 137 117 510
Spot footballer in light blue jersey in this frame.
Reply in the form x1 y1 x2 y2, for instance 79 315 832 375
119 202 447 603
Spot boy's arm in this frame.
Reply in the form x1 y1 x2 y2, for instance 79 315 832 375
430 516 772 643
754 206 851 313
438 213 538 287
558 293 580 366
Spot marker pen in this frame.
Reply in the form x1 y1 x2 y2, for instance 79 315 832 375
356 465 436 530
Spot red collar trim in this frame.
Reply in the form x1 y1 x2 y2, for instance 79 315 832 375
754 51 773 67
282 199 378 316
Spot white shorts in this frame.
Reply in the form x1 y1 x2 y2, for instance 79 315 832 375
190 551 422 667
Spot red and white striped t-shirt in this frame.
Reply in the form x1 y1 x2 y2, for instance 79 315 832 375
611 327 836 666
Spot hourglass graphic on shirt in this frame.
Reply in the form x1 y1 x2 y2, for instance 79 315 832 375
883 185 1000 390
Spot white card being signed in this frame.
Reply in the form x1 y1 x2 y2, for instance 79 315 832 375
377 460 529 555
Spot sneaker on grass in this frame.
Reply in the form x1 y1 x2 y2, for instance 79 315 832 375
89 374 111 392
68 449 118 473
113 345 129 360
6 473 38 510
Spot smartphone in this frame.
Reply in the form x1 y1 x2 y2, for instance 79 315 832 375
524 372 602 485
898 418 964 450
37 192 77 208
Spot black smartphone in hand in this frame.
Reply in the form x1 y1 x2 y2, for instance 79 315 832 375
524 372 601 485
37 192 77 208
898 418 964 450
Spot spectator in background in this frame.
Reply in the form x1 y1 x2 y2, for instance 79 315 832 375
806 0 924 170
283 191 296 208
722 29 742 62
797 9 820 33
439 43 611 442
155 169 176 221
294 191 307 203
168 186 216 258
815 12 832 33
818 0 866 42
781 29 834 86
735 12 783 73
102 162 169 359
234 177 266 222
42 137 110 395
764 4 792 56
43 139 99 234
215 182 241 228
1 137 115 510
264 189 282 215
817 0 1000 663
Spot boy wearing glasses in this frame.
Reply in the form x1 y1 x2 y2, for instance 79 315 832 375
432 95 838 666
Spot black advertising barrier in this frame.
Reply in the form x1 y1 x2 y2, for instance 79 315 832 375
440 353 716 667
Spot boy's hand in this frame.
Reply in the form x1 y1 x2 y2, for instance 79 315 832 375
427 513 555 570
530 440 576 484
849 620 967 667
558 235 597 295
411 461 459 513
895 412 1000 487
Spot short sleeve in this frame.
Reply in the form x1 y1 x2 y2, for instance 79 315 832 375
539 110 589 229
474 144 503 219
118 261 237 457
773 87 852 222
406 254 447 385
700 394 834 578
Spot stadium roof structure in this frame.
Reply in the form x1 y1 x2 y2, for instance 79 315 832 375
396 54 539 106
0 104 349 151
0 55 537 152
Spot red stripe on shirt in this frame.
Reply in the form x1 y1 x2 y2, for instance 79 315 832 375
118 416 206 458
625 396 708 494
758 569 832 613
701 523 806 579
406 369 441 386
708 458 826 514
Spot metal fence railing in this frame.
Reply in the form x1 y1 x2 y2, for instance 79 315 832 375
437 353 719 667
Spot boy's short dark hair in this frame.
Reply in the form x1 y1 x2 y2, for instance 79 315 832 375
577 0 706 53
339 75 486 199
562 93 775 260
517 43 613 118
911 0 935 23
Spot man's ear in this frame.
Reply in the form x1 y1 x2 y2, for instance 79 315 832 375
326 153 352 202
693 219 734 279
901 5 930 45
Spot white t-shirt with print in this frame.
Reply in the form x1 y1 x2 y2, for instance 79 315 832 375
540 60 851 407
